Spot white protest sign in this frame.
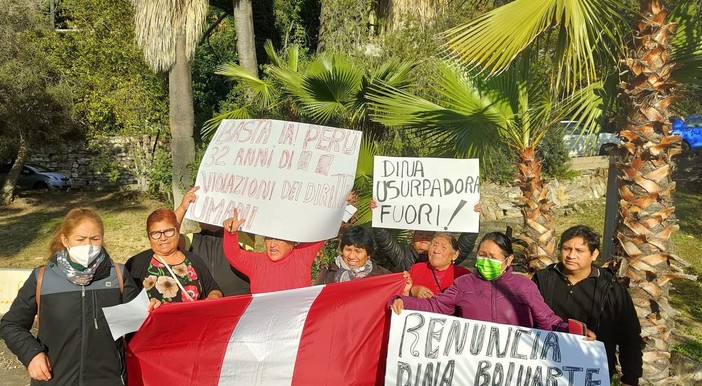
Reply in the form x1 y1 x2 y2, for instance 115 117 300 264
385 311 609 386
372 156 480 232
185 119 361 242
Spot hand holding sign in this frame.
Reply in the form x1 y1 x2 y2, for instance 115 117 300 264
410 285 435 299
391 298 404 315
223 209 245 234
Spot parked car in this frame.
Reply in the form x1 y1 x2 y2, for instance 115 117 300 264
559 120 621 157
671 115 702 152
0 163 71 190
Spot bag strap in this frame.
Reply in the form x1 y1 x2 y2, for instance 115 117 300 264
112 259 124 295
35 266 46 327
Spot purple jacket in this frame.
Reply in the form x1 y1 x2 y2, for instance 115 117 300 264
398 267 567 331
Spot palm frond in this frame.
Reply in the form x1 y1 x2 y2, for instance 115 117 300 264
295 55 363 125
669 1 702 85
368 76 500 158
216 62 276 109
201 107 253 140
353 136 379 224
444 0 628 90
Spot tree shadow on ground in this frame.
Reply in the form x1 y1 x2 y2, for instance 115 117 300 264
0 190 152 261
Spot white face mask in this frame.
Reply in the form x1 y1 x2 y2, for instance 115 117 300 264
67 244 102 267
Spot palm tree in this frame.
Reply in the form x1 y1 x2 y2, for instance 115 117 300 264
232 0 257 75
204 41 416 137
369 61 604 270
205 42 417 222
442 0 702 381
130 0 208 204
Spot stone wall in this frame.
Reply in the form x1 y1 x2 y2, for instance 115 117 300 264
480 165 609 222
27 136 143 190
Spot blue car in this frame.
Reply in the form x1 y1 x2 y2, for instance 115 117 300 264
671 115 702 152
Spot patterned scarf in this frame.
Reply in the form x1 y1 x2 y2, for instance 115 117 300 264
333 254 374 282
55 248 106 286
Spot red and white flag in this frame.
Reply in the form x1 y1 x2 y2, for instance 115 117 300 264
126 273 405 386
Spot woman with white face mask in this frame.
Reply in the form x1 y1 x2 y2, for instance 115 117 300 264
391 232 571 331
0 208 139 385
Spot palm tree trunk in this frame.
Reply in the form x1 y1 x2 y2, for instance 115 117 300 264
316 0 329 53
515 147 557 271
615 0 693 382
233 0 258 76
1 132 29 205
169 33 196 206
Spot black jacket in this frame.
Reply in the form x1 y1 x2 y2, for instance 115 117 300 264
533 263 643 385
372 228 478 272
188 230 250 296
125 249 221 298
314 260 391 285
0 254 139 386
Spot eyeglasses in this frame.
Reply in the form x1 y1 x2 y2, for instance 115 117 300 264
148 228 177 240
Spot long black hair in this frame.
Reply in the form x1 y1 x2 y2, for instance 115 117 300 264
478 232 513 257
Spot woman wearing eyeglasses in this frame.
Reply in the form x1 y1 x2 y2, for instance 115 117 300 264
126 209 222 309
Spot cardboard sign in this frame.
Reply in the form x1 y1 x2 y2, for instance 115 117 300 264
372 156 480 232
185 119 361 242
385 311 610 386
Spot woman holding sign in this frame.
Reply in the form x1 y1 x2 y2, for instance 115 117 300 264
370 200 480 272
314 226 391 284
392 232 570 331
223 209 326 293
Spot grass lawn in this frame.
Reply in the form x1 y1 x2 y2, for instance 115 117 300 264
0 190 164 266
1 184 700 362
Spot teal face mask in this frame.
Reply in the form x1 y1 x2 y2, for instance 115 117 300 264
476 256 507 280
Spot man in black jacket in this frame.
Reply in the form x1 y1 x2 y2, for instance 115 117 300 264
533 225 643 386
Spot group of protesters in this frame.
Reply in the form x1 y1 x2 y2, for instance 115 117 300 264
0 186 643 386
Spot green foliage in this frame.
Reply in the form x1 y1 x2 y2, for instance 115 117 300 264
147 146 174 202
192 13 239 138
44 0 171 191
49 0 168 135
316 0 374 54
481 143 518 185
271 0 319 52
208 41 417 138
537 126 574 179
0 0 76 160
86 138 123 184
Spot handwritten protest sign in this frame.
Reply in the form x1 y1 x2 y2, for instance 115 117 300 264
185 119 361 242
372 156 480 232
385 311 609 386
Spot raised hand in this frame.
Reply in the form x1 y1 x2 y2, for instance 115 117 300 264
178 186 200 211
223 209 246 234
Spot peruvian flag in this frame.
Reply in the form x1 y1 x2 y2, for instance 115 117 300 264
126 273 405 385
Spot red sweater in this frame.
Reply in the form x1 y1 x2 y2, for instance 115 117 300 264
223 231 324 294
408 262 470 295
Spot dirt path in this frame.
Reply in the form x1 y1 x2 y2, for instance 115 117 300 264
0 336 29 386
